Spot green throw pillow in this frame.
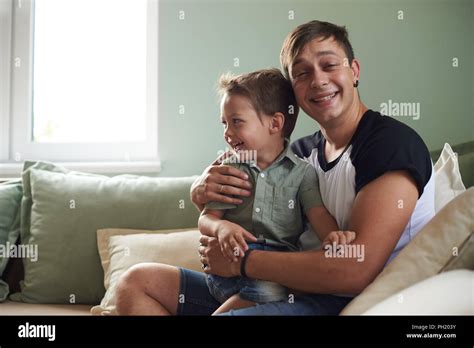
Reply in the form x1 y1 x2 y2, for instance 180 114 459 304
10 161 200 304
0 179 23 301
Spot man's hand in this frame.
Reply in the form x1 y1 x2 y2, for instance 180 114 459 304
190 152 252 211
216 221 257 262
198 235 241 277
322 230 356 247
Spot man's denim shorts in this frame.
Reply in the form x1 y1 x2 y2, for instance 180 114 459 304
207 243 288 303
176 242 353 315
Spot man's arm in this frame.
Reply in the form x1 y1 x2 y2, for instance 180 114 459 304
205 170 418 294
190 165 252 212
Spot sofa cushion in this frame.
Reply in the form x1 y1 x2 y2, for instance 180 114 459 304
341 187 473 315
362 270 473 315
440 233 474 272
431 140 474 189
10 161 199 304
0 300 92 315
433 143 466 212
0 180 23 301
91 228 202 315
456 143 474 188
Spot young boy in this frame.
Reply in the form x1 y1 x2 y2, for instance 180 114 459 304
198 68 355 314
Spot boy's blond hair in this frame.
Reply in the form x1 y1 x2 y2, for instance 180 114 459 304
217 68 299 138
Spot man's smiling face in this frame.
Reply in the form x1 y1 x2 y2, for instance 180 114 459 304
289 36 360 128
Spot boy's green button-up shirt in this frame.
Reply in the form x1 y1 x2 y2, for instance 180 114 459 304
205 143 323 251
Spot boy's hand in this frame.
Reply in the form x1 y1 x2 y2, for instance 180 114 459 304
322 230 356 247
216 221 257 262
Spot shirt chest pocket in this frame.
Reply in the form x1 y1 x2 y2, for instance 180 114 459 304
271 186 301 228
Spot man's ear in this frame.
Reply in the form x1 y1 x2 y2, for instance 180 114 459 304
269 112 285 135
350 58 361 83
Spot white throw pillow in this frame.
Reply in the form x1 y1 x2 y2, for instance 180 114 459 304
434 143 466 212
341 188 473 315
362 270 474 315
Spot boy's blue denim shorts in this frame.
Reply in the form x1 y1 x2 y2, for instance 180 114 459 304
206 243 289 303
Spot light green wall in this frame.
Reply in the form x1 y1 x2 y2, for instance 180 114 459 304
158 0 473 177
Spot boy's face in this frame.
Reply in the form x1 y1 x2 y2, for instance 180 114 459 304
288 36 360 127
219 93 275 154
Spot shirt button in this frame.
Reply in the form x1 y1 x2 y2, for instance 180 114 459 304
255 207 261 213
260 173 265 178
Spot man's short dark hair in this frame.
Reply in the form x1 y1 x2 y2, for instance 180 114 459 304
280 20 355 79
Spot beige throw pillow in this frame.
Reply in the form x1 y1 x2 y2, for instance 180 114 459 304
341 187 473 315
434 143 466 212
92 228 202 315
440 233 474 272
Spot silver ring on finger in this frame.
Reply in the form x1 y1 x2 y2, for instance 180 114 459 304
220 184 224 193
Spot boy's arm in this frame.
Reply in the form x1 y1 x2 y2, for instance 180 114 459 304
198 208 225 238
199 208 257 262
305 206 339 241
197 168 239 239
298 164 338 241
306 206 356 245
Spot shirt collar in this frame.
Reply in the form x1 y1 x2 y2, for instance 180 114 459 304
250 138 300 170
280 138 301 165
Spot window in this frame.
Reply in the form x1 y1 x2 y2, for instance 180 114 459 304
0 0 159 175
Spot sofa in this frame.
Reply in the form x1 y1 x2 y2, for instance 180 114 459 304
0 142 473 315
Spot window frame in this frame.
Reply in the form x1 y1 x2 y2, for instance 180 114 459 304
0 0 160 175
0 0 13 162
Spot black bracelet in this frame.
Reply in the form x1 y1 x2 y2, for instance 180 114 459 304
240 249 253 278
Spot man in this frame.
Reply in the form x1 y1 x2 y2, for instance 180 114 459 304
115 20 434 315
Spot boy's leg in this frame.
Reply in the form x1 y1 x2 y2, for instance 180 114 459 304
212 293 255 315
